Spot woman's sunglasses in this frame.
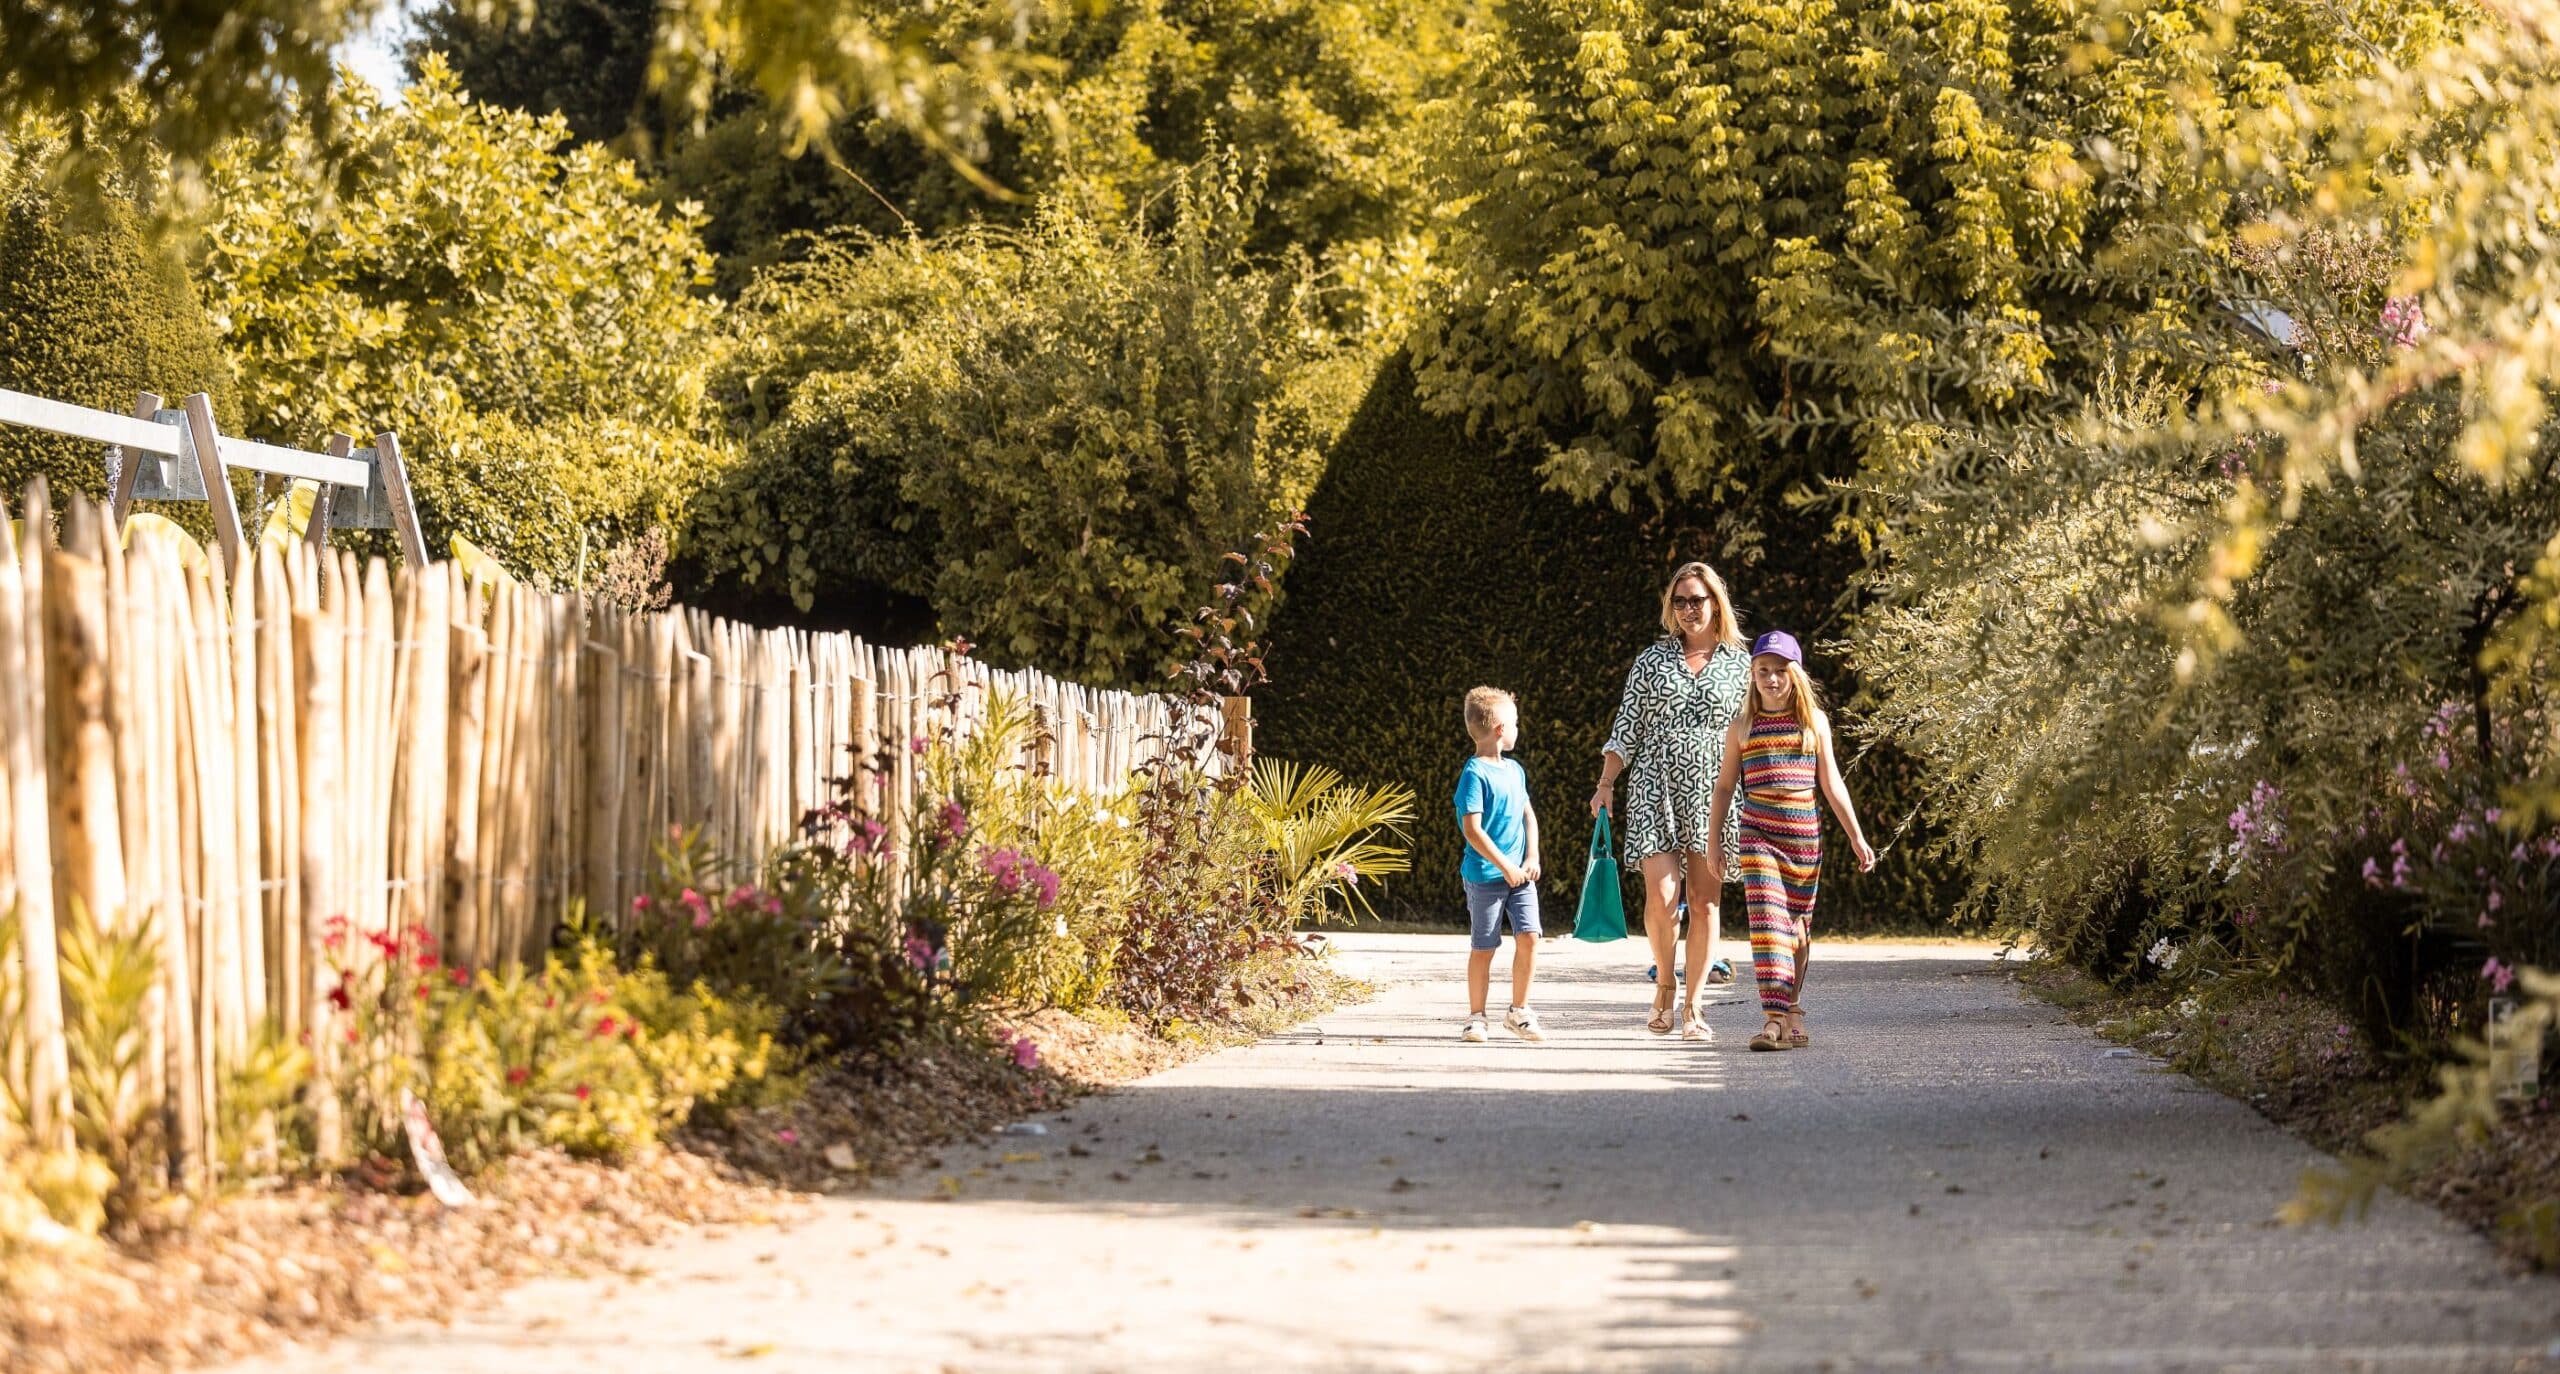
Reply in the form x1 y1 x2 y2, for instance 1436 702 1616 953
1671 595 1711 612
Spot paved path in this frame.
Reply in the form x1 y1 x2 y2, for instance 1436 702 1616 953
239 935 2559 1372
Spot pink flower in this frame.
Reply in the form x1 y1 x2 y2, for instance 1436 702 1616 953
939 800 969 843
1336 861 1359 885
904 934 936 971
632 893 653 913
682 887 712 928
763 896 784 915
777 1128 799 1145
910 735 929 755
848 818 888 857
727 885 759 909
2361 857 2384 888
2380 295 2428 348
1029 864 1061 910
2483 957 2516 995
981 847 1025 896
1009 1035 1040 1069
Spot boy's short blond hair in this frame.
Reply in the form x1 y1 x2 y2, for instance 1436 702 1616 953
1463 686 1515 740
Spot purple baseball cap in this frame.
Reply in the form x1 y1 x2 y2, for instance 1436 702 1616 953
1751 630 1803 664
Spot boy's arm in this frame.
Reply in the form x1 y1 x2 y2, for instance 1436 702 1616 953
1522 801 1541 883
1813 715 1876 871
1461 813 1528 886
1703 716 1746 885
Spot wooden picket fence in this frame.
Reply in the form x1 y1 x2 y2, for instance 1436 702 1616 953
0 482 1221 1184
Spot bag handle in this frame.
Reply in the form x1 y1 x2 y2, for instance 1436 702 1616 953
1590 806 1614 860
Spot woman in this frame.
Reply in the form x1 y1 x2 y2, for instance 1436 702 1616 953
1589 561 1749 1039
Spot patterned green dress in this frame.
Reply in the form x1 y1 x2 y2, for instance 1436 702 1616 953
1604 638 1748 867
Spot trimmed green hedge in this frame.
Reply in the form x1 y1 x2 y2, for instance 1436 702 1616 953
1259 356 1962 930
0 185 236 526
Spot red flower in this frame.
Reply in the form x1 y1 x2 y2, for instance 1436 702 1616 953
448 966 470 987
593 1015 620 1039
326 980 353 1012
574 1084 591 1102
343 1026 359 1044
506 1066 530 1086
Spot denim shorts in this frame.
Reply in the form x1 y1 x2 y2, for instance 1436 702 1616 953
1463 879 1542 950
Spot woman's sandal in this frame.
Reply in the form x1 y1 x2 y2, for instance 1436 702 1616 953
1647 984 1676 1035
1748 1017 1792 1052
1787 1006 1810 1048
1681 1004 1710 1041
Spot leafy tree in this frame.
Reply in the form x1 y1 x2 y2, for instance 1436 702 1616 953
408 0 660 146
0 0 382 182
196 59 732 576
1831 4 2560 1040
412 0 1471 292
689 161 1367 685
1413 0 2459 509
0 134 237 523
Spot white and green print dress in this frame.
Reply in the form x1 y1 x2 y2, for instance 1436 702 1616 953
1605 637 1749 867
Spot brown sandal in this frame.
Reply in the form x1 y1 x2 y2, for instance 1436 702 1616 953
1749 1017 1792 1052
1788 1006 1810 1049
1647 984 1676 1035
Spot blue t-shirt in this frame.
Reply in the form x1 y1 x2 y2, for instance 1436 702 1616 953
1454 756 1531 885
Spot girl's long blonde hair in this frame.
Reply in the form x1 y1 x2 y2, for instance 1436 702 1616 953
1753 658 1826 738
1659 561 1744 648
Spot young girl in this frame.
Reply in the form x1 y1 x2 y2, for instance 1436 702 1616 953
1704 631 1875 1052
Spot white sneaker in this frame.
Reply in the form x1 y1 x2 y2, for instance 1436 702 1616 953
1460 1015 1489 1043
1504 1006 1545 1042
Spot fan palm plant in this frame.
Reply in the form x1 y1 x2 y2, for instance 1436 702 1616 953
1242 758 1416 926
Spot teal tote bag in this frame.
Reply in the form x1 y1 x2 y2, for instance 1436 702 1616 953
1574 809 1628 943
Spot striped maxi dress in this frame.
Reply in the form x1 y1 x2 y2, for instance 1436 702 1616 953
1736 711 1822 1015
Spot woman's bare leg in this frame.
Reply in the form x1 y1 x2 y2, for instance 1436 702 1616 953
1679 851 1720 996
1640 852 1683 1005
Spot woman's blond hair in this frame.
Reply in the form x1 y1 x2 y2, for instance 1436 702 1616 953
1463 686 1515 740
1751 658 1826 737
1660 561 1744 647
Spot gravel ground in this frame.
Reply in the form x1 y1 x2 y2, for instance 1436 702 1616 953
218 934 2560 1373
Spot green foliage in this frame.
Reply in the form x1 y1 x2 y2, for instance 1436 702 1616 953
2286 965 2558 1268
0 150 237 526
1414 0 2459 508
413 0 1468 293
52 903 162 1223
690 161 1363 685
1241 758 1416 925
615 828 843 1024
321 919 786 1175
0 0 386 189
1259 357 1955 925
197 61 735 578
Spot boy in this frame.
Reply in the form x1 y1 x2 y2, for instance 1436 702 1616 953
1455 686 1544 1042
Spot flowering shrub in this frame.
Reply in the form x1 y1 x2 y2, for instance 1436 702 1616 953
616 827 842 1024
320 921 781 1176
2211 702 2560 1049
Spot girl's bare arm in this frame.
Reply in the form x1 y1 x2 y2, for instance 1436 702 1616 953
1813 715 1876 871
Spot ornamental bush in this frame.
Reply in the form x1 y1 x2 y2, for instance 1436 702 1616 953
0 157 236 525
198 60 734 579
688 160 1365 686
1259 356 1958 927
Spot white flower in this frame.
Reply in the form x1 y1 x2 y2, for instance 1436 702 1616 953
2176 997 2201 1019
2145 937 2180 969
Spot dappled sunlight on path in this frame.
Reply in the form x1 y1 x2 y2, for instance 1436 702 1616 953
225 935 2559 1372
